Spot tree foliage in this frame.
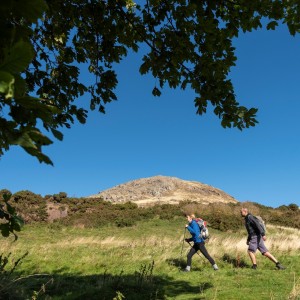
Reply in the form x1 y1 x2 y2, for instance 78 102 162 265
1 0 300 164
0 193 24 239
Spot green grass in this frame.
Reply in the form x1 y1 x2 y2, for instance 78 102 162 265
0 219 299 299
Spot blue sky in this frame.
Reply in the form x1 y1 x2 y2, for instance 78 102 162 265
1 23 299 208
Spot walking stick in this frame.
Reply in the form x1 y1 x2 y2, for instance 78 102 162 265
180 227 186 257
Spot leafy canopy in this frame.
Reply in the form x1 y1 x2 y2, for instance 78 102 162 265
1 0 299 164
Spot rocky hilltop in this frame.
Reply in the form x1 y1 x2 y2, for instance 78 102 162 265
89 175 238 206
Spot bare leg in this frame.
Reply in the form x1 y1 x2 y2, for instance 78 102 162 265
263 251 278 264
248 251 256 265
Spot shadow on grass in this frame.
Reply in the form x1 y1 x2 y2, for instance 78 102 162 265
165 257 207 272
166 258 186 269
5 270 214 300
222 253 250 268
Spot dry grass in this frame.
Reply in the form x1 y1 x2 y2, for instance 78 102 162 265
288 273 300 300
44 225 299 259
207 225 300 257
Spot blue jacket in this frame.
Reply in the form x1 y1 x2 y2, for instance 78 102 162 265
186 219 204 243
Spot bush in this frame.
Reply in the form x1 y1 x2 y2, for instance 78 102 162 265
12 191 47 223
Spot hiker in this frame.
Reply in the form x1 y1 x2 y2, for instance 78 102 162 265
183 214 218 271
240 207 285 270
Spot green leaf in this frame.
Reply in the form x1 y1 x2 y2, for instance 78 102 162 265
11 132 37 149
16 96 59 112
0 71 15 99
28 130 53 146
0 210 5 219
152 87 161 97
23 147 53 165
14 216 25 228
14 74 28 98
266 21 278 30
0 224 10 237
0 41 35 74
51 128 64 141
248 108 258 114
139 61 150 75
12 0 48 23
6 202 15 215
12 216 24 231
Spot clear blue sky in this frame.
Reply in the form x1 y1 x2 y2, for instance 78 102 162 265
1 23 299 208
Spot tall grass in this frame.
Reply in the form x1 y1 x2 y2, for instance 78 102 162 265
0 219 299 299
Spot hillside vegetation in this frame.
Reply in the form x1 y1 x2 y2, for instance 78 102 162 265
0 188 299 231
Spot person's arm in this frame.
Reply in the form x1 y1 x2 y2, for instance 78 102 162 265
246 234 251 244
187 225 196 235
186 221 199 237
184 224 194 242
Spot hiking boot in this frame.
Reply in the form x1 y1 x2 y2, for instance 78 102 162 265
251 264 257 270
276 262 285 270
212 264 219 271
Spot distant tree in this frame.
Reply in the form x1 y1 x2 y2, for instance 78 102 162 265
1 0 300 164
53 192 68 203
13 190 43 203
0 189 12 198
288 203 299 211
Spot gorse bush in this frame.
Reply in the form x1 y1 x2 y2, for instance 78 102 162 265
179 202 244 231
10 191 47 223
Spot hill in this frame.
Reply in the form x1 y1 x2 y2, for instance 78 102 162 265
88 175 238 206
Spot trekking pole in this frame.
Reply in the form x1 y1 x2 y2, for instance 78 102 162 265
180 227 186 257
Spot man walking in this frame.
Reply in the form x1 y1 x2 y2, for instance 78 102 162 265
183 214 218 272
240 207 285 270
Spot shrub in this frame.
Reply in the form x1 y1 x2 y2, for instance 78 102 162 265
12 191 47 223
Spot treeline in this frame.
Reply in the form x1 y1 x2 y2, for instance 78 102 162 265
0 189 299 231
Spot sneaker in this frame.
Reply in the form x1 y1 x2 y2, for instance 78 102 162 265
212 264 219 271
182 266 190 272
276 262 285 270
251 264 257 270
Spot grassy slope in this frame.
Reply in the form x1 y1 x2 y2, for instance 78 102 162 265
0 218 299 299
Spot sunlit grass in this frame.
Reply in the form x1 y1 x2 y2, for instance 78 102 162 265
0 219 299 299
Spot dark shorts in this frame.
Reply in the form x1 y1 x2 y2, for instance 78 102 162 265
248 235 268 254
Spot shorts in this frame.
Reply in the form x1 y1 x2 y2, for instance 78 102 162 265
248 235 268 254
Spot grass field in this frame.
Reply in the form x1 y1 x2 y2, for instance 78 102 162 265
0 218 299 299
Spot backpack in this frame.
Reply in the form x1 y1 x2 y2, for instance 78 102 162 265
254 215 266 233
195 218 209 240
